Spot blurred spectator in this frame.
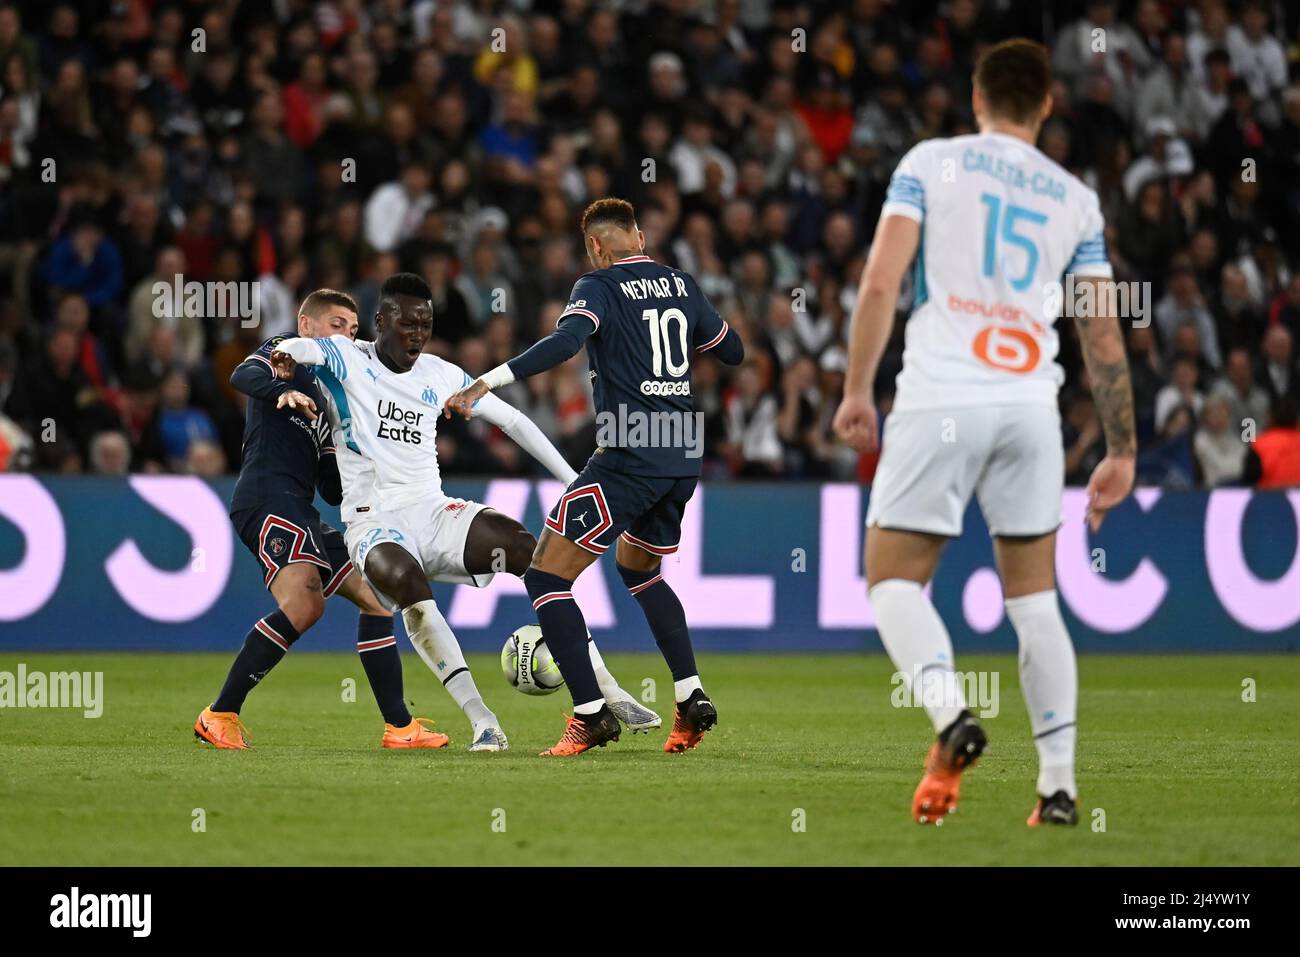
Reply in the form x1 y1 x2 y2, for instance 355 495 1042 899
1154 356 1204 432
364 160 434 253
1063 390 1106 485
156 368 219 469
1211 348 1270 434
43 209 124 310
1138 403 1196 489
1194 395 1245 487
1154 261 1221 368
1258 325 1299 404
88 430 131 476
724 361 781 476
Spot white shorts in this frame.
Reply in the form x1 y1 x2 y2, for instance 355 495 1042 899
345 496 496 612
865 403 1064 538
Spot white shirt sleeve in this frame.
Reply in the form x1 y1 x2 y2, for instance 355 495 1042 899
282 334 359 382
880 143 930 224
278 337 327 367
473 391 578 484
1065 189 1113 279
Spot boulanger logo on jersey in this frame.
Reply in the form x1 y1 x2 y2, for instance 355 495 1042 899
376 400 423 444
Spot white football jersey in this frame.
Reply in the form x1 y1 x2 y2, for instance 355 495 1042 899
879 131 1112 412
300 336 478 520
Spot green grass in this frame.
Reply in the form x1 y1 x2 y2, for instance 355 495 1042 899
1 652 1297 865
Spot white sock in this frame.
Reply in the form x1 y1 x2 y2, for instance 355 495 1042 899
673 676 702 702
574 697 605 715
869 579 965 733
1006 590 1078 799
402 599 495 727
587 636 624 698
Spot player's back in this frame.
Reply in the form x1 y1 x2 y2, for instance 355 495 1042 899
884 132 1111 413
570 255 730 477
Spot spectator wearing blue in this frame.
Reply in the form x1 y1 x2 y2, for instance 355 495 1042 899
43 208 124 310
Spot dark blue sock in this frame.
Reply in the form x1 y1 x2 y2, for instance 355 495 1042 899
618 564 698 682
213 610 301 713
357 614 411 726
524 568 602 708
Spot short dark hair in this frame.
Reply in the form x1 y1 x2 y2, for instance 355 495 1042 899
299 288 358 318
379 272 432 301
581 197 637 233
973 39 1051 125
1271 395 1299 429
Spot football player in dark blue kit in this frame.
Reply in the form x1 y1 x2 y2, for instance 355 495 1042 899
195 289 447 750
445 198 745 756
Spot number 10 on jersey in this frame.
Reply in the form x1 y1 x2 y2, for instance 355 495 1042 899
641 307 690 377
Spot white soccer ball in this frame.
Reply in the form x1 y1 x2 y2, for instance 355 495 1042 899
501 624 565 696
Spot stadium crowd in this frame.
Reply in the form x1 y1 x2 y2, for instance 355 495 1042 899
0 0 1299 489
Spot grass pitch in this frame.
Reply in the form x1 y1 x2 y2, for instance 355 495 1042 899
1 652 1297 866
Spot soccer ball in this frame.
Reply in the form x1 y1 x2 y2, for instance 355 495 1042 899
501 624 565 696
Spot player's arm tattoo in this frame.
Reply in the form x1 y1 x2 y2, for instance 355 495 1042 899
1074 286 1136 457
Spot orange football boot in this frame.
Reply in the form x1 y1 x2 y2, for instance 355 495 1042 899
912 711 987 824
539 709 620 756
382 717 450 749
194 707 251 750
663 689 717 753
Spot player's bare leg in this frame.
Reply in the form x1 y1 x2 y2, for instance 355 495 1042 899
993 533 1079 826
615 537 711 748
525 529 621 756
333 570 448 749
866 526 987 823
195 562 325 749
364 542 505 751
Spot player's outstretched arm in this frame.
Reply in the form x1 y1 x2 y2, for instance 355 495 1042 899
270 336 328 377
1073 278 1137 532
444 315 593 420
231 341 297 402
833 214 919 453
465 391 578 485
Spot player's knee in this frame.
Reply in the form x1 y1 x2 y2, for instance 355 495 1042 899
505 533 535 576
279 586 325 631
385 564 430 609
617 561 660 590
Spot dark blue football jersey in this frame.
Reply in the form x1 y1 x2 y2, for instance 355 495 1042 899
229 334 338 514
561 256 732 477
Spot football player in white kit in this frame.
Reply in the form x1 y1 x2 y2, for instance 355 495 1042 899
270 273 661 751
834 40 1136 826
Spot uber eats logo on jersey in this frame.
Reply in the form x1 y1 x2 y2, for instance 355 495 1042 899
376 400 423 445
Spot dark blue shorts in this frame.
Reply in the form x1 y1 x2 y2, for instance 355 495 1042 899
545 456 698 556
231 497 352 595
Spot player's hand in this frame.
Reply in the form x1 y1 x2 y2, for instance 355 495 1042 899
1084 453 1136 532
833 393 879 453
269 350 296 380
444 379 490 420
276 389 318 421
